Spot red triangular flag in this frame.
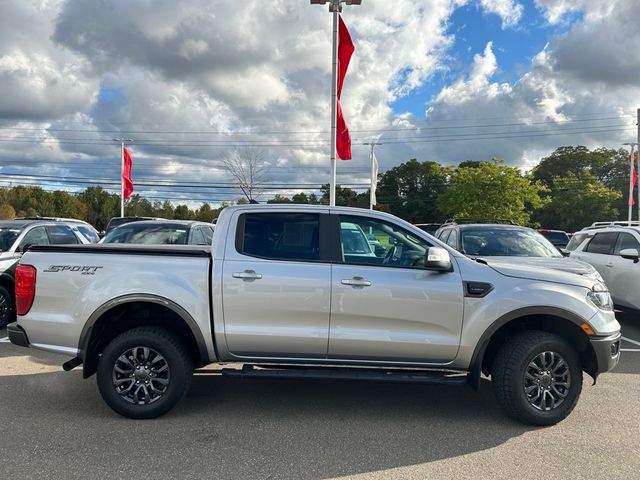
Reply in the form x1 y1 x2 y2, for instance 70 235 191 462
336 15 354 161
336 101 351 160
123 147 134 200
337 15 354 99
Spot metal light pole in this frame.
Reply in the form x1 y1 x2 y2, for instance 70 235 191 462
310 0 362 206
112 138 133 218
363 141 381 210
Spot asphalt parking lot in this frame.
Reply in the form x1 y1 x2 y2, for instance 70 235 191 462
1 315 639 480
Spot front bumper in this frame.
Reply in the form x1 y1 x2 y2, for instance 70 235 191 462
7 323 30 348
590 332 621 374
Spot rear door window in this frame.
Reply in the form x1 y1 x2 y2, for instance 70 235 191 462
46 225 80 245
584 232 619 255
238 213 321 262
566 233 591 251
445 230 458 249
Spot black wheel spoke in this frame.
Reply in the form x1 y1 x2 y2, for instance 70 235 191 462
112 346 171 405
523 350 571 412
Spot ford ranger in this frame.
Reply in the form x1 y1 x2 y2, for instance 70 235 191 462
7 205 621 425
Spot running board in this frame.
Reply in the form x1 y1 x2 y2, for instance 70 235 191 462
221 364 468 386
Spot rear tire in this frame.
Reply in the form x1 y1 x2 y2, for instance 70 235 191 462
97 327 193 419
0 286 15 329
492 331 582 426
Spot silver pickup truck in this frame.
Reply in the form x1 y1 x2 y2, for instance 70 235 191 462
8 205 621 425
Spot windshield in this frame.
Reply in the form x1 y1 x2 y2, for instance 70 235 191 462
461 229 562 257
101 224 189 245
0 228 21 251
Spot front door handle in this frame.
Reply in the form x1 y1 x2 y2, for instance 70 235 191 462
341 277 372 287
605 263 614 268
232 270 263 280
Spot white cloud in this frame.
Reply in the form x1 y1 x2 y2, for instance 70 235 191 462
477 0 524 28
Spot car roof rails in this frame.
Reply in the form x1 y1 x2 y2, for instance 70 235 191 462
583 221 640 230
441 218 518 227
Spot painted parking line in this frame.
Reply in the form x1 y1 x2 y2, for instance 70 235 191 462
621 349 640 352
0 337 9 343
622 336 640 347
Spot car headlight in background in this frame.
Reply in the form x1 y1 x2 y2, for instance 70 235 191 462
585 268 605 284
587 283 614 311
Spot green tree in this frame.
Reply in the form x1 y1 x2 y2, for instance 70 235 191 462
173 204 193 220
438 160 545 225
267 195 293 204
320 184 358 206
194 203 215 222
291 192 309 204
376 159 452 223
0 204 16 219
534 173 621 232
78 187 119 231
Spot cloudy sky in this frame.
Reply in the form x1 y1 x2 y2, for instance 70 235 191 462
0 0 638 205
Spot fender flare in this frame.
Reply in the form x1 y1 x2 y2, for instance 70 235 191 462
467 306 590 390
79 294 210 376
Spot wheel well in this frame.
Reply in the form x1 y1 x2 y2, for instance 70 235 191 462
0 275 14 297
81 301 207 378
480 315 597 378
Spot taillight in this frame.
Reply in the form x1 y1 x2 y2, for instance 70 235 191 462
15 265 37 316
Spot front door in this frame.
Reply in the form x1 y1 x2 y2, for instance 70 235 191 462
222 211 332 359
329 214 464 364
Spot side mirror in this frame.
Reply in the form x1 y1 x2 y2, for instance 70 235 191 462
424 246 452 272
620 248 640 263
558 248 570 257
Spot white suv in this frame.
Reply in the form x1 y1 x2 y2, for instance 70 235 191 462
569 223 640 310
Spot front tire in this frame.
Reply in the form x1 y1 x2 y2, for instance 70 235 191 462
492 331 582 426
0 285 15 329
97 327 193 419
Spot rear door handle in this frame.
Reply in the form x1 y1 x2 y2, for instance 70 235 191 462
341 277 372 287
232 270 263 280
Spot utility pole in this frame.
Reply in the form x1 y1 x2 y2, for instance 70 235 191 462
112 138 133 217
363 141 381 210
310 0 362 206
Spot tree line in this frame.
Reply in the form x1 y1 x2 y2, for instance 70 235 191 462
0 145 630 232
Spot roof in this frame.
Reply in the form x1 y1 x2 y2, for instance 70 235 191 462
0 219 57 229
110 220 212 228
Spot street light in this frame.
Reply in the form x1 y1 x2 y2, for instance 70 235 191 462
310 0 363 206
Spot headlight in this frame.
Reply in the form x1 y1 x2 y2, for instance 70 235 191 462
585 269 605 284
587 283 613 311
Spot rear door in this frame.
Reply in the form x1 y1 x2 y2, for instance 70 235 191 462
609 232 640 308
328 213 464 364
574 232 619 286
221 211 332 358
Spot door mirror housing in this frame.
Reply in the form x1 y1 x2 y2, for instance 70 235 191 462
424 247 452 272
620 248 640 263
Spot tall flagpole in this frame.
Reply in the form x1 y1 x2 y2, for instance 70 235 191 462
120 140 125 218
627 145 633 225
311 0 362 206
637 109 640 221
329 1 339 207
113 137 133 218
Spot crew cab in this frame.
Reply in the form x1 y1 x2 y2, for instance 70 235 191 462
8 205 621 425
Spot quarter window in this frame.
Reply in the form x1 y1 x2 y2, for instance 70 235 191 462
446 230 458 249
585 232 619 255
614 232 640 255
238 213 320 261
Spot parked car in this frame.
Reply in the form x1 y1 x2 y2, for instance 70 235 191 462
537 229 570 249
104 216 164 235
414 223 441 235
569 222 640 310
100 220 214 246
0 219 90 327
17 216 101 244
9 205 620 425
434 222 604 282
